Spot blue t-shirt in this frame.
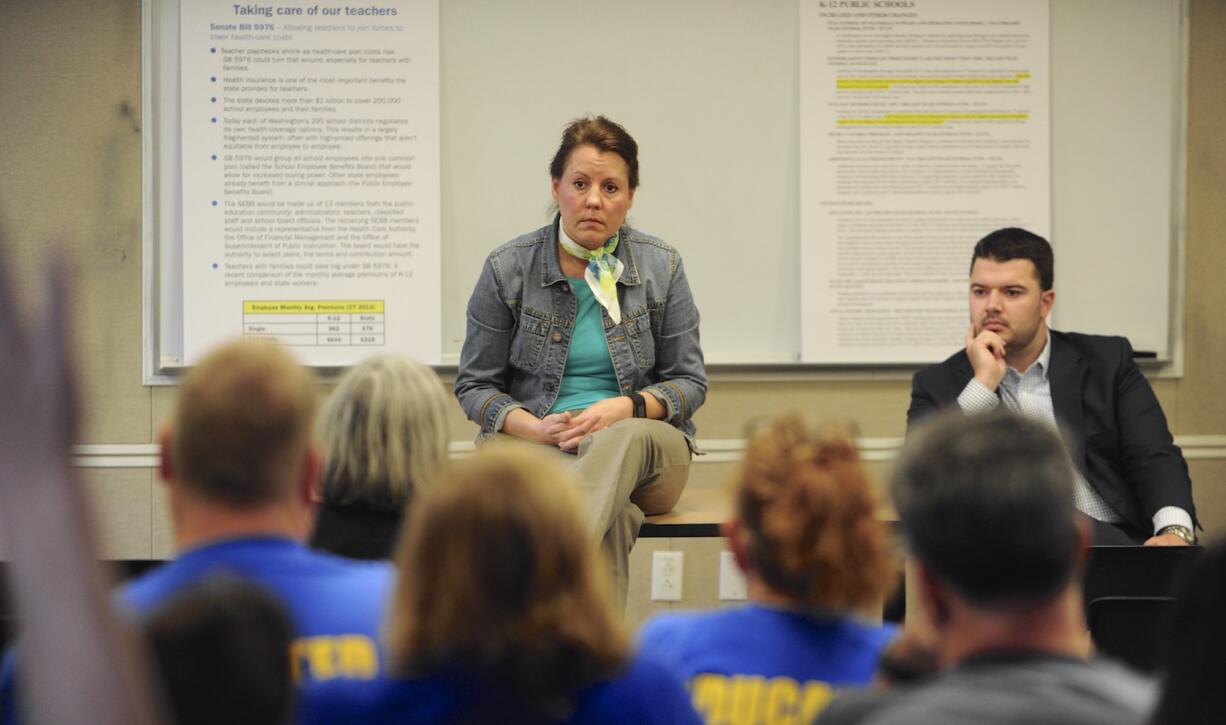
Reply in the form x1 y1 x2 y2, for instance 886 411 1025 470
638 604 897 725
549 279 620 414
298 653 701 725
0 537 393 725
123 537 393 683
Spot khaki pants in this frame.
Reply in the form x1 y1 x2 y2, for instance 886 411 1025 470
493 420 691 610
573 419 691 610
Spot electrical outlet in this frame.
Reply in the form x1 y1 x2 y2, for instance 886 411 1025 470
651 550 684 601
718 551 747 600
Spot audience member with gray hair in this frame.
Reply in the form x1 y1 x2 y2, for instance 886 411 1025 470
818 410 1156 725
310 355 451 560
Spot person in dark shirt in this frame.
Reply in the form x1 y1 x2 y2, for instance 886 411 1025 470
310 354 451 560
1147 537 1226 725
818 411 1155 725
145 576 295 725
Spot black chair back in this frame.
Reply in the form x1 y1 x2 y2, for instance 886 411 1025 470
1086 595 1175 673
1083 545 1201 605
1082 545 1202 673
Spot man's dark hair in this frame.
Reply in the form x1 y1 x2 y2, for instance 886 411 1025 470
891 410 1079 607
971 227 1054 291
145 576 294 725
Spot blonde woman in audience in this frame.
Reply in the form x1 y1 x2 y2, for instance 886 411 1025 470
299 445 701 724
310 355 451 560
638 413 898 725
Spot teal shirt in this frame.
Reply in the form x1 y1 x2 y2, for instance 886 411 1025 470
549 279 620 413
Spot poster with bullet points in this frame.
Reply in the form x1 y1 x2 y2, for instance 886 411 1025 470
798 0 1049 364
179 0 440 365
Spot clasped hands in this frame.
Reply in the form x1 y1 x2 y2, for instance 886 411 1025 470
533 396 634 453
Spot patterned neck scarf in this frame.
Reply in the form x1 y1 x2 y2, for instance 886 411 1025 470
558 225 624 324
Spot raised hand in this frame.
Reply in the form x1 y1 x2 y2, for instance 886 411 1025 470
0 258 77 492
0 231 164 725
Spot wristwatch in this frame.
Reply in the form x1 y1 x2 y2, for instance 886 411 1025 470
1156 524 1196 545
627 391 647 419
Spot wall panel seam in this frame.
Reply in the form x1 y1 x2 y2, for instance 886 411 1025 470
70 435 1226 467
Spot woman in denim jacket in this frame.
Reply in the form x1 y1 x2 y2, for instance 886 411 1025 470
455 116 708 608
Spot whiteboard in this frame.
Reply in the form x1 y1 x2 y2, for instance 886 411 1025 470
144 0 1186 380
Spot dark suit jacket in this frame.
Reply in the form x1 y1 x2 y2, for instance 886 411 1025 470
907 330 1196 532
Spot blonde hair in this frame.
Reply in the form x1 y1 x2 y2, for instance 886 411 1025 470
317 355 450 509
388 444 628 718
735 413 894 610
172 340 317 505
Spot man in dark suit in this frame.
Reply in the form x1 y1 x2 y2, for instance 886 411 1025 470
907 227 1196 546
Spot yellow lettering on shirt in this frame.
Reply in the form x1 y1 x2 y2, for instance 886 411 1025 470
289 634 379 681
728 675 766 725
692 674 732 723
687 674 836 725
336 635 379 678
797 680 834 722
764 677 798 725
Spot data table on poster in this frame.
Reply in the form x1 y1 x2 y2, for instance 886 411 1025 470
242 301 385 348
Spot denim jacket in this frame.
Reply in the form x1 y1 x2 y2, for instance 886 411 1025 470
455 218 707 445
